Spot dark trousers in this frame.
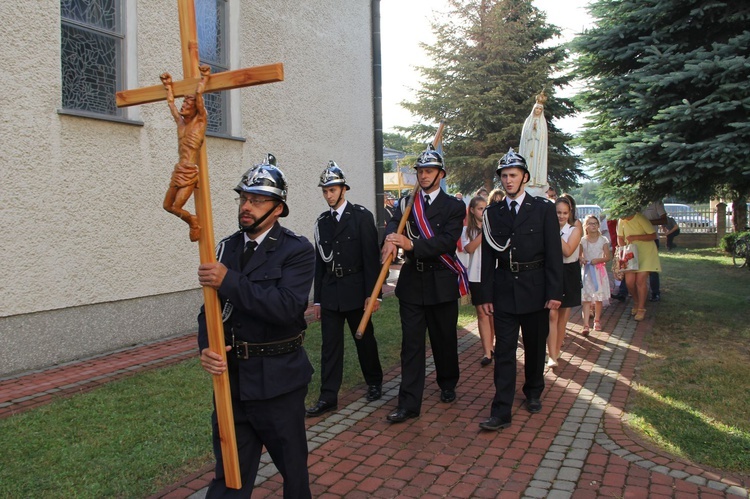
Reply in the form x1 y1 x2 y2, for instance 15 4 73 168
397 300 460 413
206 386 311 499
649 239 660 296
616 278 628 298
666 229 680 249
490 308 550 419
318 307 383 404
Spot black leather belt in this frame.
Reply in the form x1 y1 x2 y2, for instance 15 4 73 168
327 266 362 278
406 259 450 272
499 259 545 273
234 333 304 359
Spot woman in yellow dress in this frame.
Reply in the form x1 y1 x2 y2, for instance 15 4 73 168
616 212 661 321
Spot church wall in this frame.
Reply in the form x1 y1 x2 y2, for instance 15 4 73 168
0 0 375 376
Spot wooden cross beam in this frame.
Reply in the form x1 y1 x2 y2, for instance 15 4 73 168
116 63 283 108
116 0 284 489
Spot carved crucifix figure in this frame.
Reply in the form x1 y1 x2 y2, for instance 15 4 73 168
160 64 210 241
115 0 285 489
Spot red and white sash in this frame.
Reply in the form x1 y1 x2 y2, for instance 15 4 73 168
412 193 470 296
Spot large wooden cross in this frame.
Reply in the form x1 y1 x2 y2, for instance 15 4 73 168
116 0 284 489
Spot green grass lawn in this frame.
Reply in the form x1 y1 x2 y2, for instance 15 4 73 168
0 297 476 498
625 248 750 473
0 360 215 498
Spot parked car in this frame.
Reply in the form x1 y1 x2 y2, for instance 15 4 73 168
664 203 714 228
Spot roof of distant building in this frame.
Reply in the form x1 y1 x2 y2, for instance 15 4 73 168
383 147 407 160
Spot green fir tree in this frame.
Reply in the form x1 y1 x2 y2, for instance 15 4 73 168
398 0 583 194
573 0 750 224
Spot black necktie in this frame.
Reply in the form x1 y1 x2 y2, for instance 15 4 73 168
424 195 431 208
242 240 257 267
510 201 518 220
332 211 339 224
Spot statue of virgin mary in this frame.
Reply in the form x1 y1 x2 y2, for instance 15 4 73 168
518 92 548 195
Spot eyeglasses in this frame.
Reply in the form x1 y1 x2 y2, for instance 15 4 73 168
235 196 274 206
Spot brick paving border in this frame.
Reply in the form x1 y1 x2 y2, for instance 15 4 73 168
0 335 197 418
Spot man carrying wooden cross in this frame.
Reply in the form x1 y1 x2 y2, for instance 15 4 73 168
114 0 288 489
198 155 315 498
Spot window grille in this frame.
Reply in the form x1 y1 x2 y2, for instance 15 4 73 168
196 0 229 134
61 0 123 116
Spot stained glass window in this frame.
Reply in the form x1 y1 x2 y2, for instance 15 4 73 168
61 0 123 116
196 0 228 134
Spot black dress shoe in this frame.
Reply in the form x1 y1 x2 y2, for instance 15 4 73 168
525 398 542 414
440 388 456 403
610 294 625 302
366 384 382 401
305 400 337 417
480 351 494 366
478 416 512 431
386 407 419 423
649 293 660 302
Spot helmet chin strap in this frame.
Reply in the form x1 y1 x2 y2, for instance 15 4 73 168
239 202 281 234
331 187 344 210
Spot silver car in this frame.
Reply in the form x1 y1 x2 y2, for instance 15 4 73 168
665 203 714 228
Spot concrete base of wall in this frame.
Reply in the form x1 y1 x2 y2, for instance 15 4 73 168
0 289 203 377
659 233 718 249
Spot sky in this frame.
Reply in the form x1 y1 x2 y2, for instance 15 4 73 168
380 0 594 136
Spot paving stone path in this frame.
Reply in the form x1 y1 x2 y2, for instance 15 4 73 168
2 295 748 498
173 299 748 498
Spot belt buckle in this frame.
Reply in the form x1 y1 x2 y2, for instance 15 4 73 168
334 267 344 278
416 260 424 272
235 342 250 360
509 260 519 273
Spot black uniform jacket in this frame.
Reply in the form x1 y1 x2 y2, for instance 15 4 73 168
479 195 563 314
314 203 381 312
385 190 466 305
197 222 315 401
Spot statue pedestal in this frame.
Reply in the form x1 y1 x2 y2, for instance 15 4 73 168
525 185 548 199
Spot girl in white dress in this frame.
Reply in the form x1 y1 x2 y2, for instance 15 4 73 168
579 215 612 334
460 196 495 366
548 196 582 367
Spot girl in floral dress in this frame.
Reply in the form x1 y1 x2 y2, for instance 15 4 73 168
579 215 611 334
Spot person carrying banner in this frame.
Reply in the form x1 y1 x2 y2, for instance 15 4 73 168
381 145 468 423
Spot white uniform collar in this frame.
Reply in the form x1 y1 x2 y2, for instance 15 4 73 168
332 200 348 219
506 191 527 211
244 226 271 247
423 190 438 204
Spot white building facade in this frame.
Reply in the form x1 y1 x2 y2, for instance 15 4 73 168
0 0 378 375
